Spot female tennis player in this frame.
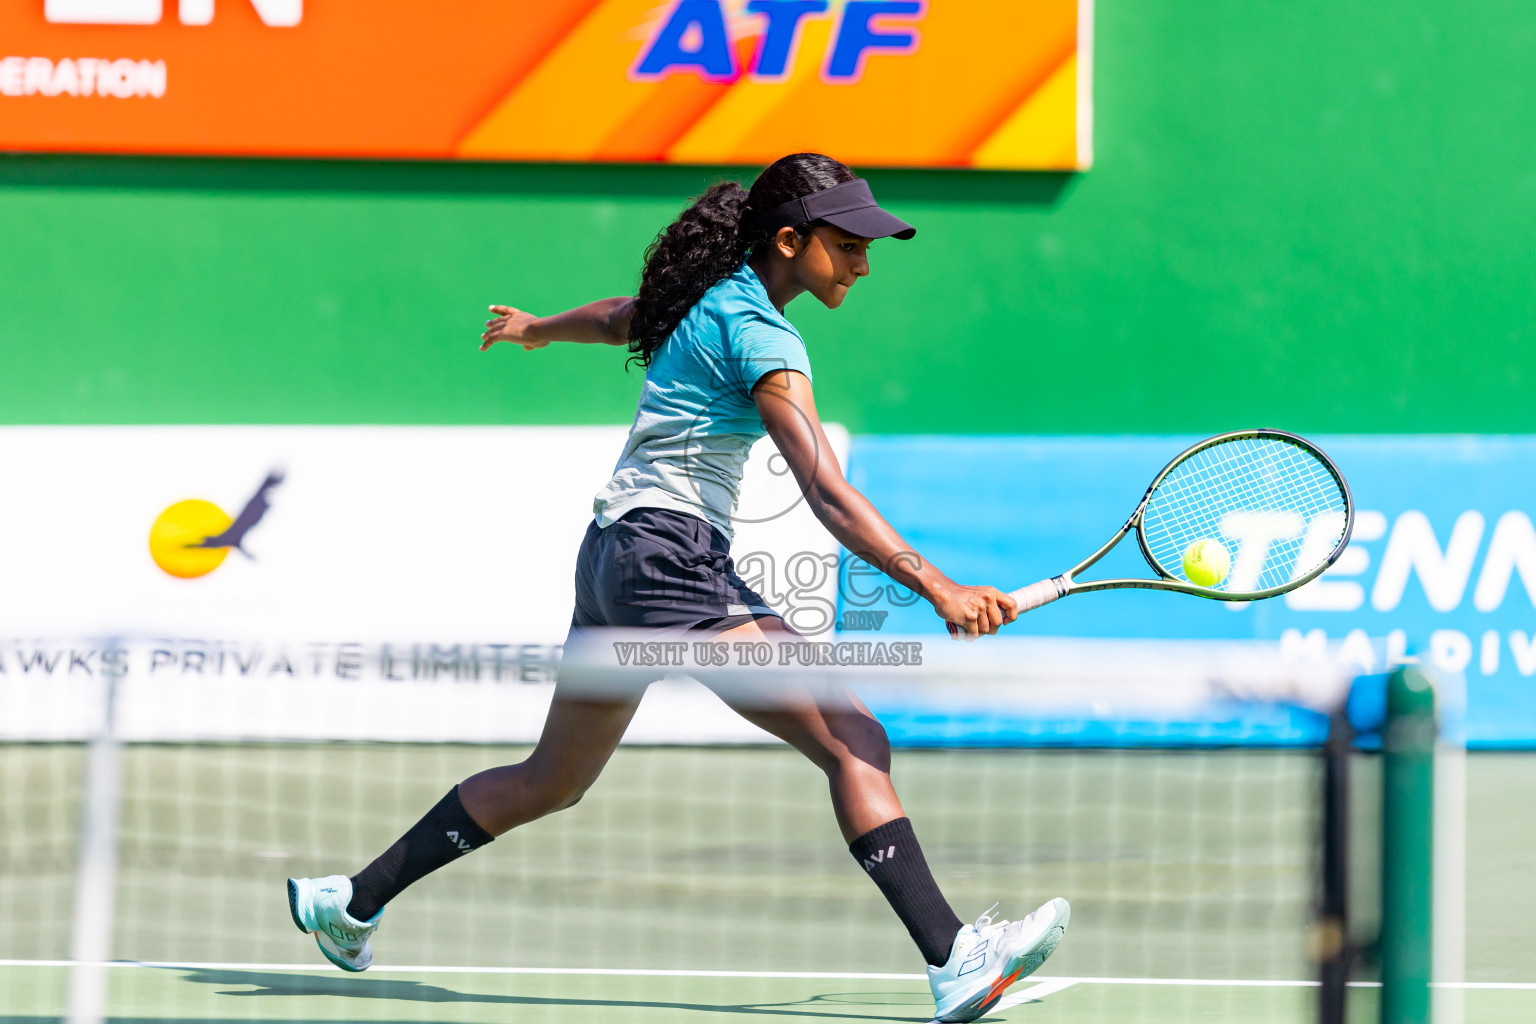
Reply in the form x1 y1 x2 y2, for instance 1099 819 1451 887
287 153 1069 1023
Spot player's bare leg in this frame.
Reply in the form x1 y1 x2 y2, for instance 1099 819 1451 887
289 686 642 971
707 616 1068 1021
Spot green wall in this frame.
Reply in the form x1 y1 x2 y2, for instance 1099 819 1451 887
2 0 1531 433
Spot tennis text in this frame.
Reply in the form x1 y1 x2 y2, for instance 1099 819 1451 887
44 0 301 27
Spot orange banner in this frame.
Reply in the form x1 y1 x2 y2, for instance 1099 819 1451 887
0 1 1091 169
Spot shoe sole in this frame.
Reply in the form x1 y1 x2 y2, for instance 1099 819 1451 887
313 937 368 973
287 877 368 973
939 900 1071 1023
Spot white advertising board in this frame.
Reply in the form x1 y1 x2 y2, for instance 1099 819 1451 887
0 424 847 642
0 424 847 744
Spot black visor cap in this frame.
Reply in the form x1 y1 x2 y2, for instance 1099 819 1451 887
758 178 915 241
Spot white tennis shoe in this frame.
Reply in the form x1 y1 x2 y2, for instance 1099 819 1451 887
927 898 1071 1023
286 874 383 972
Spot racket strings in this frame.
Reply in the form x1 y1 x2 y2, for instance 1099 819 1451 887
1141 437 1348 594
1148 441 1343 590
1152 443 1341 572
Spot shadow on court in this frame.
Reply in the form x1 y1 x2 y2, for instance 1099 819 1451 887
167 967 974 1023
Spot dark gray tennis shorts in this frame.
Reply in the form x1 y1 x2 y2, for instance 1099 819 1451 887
570 507 777 634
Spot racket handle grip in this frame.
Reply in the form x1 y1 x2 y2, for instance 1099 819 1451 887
945 576 1067 639
1010 576 1068 613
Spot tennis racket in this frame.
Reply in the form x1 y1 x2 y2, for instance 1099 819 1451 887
947 429 1354 637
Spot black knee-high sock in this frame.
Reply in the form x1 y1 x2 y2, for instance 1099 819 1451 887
849 817 964 967
347 785 495 921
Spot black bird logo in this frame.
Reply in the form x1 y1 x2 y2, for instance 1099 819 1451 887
185 470 284 558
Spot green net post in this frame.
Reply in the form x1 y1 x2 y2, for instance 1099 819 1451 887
1381 666 1436 1024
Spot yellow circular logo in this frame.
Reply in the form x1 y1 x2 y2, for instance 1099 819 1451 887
149 499 234 579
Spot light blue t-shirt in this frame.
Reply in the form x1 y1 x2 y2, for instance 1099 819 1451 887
593 264 813 540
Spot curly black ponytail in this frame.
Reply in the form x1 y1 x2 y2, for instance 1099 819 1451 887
627 152 857 368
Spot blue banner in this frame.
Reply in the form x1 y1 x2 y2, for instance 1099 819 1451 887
842 436 1536 748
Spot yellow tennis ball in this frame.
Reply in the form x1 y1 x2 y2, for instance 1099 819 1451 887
149 499 232 579
1182 538 1231 588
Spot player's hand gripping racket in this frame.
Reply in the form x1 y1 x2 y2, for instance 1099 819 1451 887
947 429 1354 638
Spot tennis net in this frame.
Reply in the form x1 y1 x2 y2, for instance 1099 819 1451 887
2 634 1419 1024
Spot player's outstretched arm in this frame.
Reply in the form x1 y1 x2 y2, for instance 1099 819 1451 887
753 369 1017 640
479 297 634 351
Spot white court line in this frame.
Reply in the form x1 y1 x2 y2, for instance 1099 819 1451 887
994 977 1082 1009
3 961 1534 991
0 960 925 980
